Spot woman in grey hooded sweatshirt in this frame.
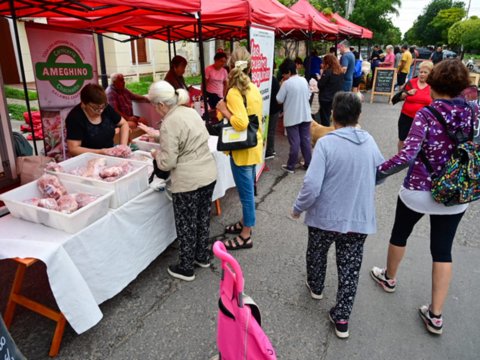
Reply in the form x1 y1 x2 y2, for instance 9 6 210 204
291 92 384 339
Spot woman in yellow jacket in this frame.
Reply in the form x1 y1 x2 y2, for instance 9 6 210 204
216 46 263 250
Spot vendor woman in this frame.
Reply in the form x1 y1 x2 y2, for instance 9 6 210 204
66 83 130 156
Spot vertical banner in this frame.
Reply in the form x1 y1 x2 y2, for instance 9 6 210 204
249 24 275 179
26 23 98 161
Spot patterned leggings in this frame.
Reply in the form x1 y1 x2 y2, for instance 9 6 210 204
306 227 367 321
172 181 216 272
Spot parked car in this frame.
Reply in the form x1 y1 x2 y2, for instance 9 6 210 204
416 47 432 59
443 50 457 59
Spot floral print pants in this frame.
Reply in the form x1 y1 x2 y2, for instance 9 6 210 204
307 227 367 321
172 181 216 272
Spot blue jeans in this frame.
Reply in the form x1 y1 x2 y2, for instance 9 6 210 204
230 158 256 227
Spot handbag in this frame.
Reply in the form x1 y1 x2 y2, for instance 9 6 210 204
391 80 412 105
216 95 259 152
419 105 480 206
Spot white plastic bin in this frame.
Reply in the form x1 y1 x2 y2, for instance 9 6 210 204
0 179 113 233
131 135 161 152
48 153 149 208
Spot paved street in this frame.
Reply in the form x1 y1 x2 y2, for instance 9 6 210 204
1 97 479 359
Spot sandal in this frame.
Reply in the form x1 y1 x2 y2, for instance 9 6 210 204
224 234 253 251
225 221 243 234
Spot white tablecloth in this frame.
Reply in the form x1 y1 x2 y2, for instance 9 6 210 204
0 136 235 334
0 189 176 334
209 136 236 201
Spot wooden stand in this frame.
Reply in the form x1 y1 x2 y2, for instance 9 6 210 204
3 258 66 357
370 67 397 104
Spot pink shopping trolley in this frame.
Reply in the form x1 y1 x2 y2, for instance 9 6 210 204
213 241 277 360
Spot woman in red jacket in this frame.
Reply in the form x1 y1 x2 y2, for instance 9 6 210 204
397 61 433 151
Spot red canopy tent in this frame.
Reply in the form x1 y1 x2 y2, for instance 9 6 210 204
0 0 200 19
290 0 338 40
47 0 335 42
320 12 373 39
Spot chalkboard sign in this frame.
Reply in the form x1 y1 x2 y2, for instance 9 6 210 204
0 317 26 360
370 67 396 103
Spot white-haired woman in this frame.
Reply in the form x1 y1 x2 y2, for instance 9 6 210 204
148 81 217 281
216 46 263 250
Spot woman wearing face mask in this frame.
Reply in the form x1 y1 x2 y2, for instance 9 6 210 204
149 80 217 282
66 83 130 156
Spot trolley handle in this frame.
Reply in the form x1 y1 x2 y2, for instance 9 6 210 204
213 241 244 294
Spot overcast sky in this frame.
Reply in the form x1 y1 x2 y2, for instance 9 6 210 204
393 0 480 35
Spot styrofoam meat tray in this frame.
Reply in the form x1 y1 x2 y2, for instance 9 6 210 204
47 153 149 208
0 178 113 234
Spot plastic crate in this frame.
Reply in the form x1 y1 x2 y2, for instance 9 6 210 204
0 178 113 233
131 135 161 152
48 153 149 208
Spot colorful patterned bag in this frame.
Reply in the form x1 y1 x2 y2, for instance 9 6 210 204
420 106 480 206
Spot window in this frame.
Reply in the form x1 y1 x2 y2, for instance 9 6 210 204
130 38 147 64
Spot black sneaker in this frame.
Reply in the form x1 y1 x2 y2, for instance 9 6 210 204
329 309 349 339
167 265 195 281
265 153 276 160
419 305 443 335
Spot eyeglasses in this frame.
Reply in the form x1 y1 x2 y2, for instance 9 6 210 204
88 103 106 113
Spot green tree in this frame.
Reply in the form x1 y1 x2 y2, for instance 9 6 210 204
430 7 466 44
348 0 402 44
404 0 464 46
278 0 347 15
448 16 480 52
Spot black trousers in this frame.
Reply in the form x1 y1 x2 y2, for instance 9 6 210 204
307 227 367 321
389 197 465 262
319 101 332 127
172 181 216 272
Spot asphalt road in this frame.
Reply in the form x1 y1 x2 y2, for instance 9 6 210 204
1 96 479 359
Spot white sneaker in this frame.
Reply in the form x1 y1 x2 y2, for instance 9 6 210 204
370 266 397 293
419 305 443 335
305 280 323 300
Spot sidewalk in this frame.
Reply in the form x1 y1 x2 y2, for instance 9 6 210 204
0 98 478 359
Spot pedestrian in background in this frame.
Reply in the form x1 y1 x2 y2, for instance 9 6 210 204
291 92 384 339
317 54 344 126
397 45 413 87
395 61 433 152
276 58 312 174
266 62 281 159
338 40 355 92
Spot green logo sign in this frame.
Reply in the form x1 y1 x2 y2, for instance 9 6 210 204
35 45 93 95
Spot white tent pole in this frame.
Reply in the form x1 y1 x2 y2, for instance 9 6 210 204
149 39 156 81
134 38 139 81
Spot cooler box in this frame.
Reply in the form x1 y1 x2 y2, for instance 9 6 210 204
0 179 113 234
48 153 149 209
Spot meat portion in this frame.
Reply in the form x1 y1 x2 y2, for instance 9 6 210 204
84 158 107 178
104 145 132 158
37 174 67 199
99 166 123 179
37 198 59 210
45 162 64 172
75 193 100 208
57 194 79 214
